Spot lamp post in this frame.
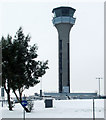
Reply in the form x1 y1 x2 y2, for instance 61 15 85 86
96 77 103 97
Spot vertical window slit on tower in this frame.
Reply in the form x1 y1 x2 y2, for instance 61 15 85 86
67 42 70 86
59 40 62 92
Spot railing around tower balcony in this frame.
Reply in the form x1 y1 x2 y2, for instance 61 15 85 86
52 16 76 25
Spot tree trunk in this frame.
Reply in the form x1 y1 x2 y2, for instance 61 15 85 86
19 88 22 102
7 91 13 111
4 84 13 111
13 90 30 112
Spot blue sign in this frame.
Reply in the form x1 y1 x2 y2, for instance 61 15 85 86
21 100 28 107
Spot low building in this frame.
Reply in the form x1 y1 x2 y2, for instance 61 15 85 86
44 92 98 100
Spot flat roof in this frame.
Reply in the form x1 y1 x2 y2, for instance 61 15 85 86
52 6 76 13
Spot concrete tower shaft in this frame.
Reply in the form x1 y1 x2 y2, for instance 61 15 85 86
52 6 76 93
56 23 73 93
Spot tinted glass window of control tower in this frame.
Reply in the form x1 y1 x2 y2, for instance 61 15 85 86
62 8 69 16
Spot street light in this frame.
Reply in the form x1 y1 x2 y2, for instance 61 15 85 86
96 77 103 97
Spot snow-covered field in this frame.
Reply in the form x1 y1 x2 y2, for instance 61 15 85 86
0 99 104 118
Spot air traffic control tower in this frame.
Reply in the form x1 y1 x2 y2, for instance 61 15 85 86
52 6 76 93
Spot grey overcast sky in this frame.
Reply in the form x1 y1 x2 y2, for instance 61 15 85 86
0 0 104 96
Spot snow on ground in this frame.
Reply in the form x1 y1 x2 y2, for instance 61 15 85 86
0 99 104 118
